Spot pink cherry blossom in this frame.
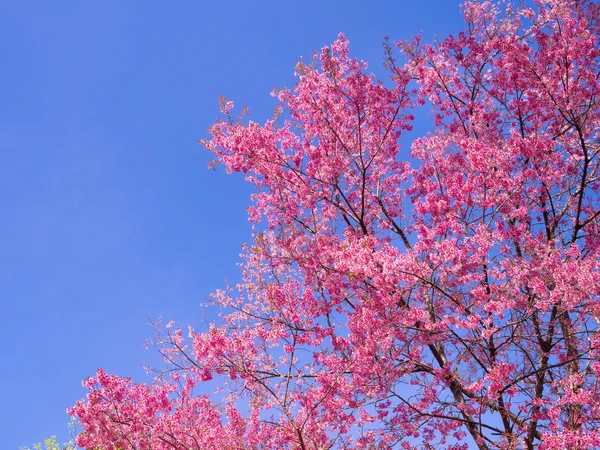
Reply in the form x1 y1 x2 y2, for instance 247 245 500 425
70 1 600 448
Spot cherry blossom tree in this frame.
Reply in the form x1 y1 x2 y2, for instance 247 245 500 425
69 1 600 448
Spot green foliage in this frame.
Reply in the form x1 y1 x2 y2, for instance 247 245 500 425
20 418 77 450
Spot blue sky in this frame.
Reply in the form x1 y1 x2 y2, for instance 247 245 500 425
1 2 466 448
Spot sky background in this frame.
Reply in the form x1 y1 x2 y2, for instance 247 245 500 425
1 2 467 448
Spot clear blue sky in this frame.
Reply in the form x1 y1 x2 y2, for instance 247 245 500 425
1 2 466 448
